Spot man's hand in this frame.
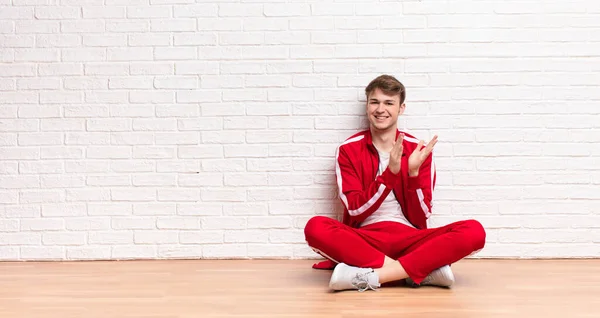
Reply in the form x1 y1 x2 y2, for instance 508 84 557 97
408 135 438 177
388 133 404 174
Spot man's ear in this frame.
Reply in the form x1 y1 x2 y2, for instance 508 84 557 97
399 103 406 115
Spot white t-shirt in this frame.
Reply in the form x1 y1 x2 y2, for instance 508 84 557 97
360 148 415 228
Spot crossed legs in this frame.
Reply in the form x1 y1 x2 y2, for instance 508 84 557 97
304 216 486 287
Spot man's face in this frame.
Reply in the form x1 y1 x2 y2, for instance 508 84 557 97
366 88 405 132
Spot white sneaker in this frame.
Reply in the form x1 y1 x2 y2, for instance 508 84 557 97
406 265 455 288
329 263 381 292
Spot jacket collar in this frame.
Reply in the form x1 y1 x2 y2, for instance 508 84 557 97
366 128 407 156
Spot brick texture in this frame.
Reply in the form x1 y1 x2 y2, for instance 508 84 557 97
0 1 598 260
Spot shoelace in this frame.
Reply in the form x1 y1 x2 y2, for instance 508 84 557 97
351 271 377 292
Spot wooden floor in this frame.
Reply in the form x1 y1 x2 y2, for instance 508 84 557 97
0 259 599 318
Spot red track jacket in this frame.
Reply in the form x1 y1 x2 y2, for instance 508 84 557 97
311 129 436 270
336 129 436 230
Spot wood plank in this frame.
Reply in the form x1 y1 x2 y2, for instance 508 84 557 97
0 259 598 318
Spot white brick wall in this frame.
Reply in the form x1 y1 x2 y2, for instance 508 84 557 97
1 0 599 261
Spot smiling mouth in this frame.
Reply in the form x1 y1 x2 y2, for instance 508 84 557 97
374 115 389 120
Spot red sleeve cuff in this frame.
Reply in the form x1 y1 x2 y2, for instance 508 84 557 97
407 175 425 190
379 167 402 188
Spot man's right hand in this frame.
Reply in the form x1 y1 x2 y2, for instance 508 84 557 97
388 133 404 174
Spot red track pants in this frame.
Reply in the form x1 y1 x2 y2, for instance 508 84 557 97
304 216 486 284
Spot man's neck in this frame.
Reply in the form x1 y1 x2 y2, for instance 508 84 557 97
370 126 397 153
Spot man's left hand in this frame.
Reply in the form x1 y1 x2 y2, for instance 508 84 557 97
408 135 438 177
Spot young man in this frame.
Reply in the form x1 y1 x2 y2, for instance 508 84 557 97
304 75 486 292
